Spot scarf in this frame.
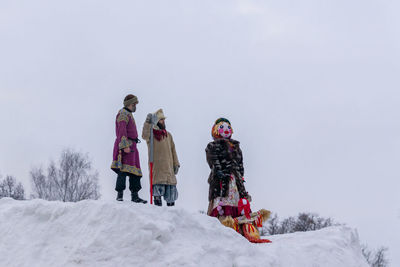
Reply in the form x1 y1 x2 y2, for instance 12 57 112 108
153 128 168 141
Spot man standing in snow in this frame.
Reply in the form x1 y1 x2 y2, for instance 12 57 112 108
111 94 147 203
142 109 180 206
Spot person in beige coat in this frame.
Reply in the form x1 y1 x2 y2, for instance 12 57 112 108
142 109 180 206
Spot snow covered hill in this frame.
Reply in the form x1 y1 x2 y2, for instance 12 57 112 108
0 198 368 267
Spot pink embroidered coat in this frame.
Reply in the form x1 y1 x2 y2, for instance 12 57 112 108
111 108 142 177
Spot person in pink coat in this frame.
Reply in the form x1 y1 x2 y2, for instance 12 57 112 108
111 94 147 203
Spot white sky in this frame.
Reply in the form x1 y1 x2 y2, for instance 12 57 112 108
1 0 399 264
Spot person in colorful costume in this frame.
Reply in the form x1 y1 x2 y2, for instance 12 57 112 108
142 109 180 206
111 94 147 203
206 118 271 243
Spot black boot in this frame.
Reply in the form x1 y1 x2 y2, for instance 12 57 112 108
131 192 147 204
167 202 175 207
154 196 162 206
116 191 123 201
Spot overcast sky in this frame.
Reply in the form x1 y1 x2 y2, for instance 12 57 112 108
1 0 399 264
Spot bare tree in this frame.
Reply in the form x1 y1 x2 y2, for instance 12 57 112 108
30 149 100 202
279 216 297 234
362 245 389 267
293 213 335 232
30 166 58 200
261 213 280 235
0 175 25 200
264 212 337 235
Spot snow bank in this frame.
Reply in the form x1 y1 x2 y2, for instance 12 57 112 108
0 198 368 267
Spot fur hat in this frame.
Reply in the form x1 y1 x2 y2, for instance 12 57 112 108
155 109 166 123
123 94 139 107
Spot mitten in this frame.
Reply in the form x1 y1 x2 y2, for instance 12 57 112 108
173 165 180 175
146 113 152 123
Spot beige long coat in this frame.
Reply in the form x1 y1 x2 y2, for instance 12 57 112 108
142 122 180 185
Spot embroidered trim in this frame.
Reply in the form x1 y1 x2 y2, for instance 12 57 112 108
117 114 129 123
119 136 132 150
117 109 133 124
116 151 122 169
111 161 142 177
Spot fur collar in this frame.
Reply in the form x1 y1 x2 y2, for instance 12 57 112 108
213 138 240 146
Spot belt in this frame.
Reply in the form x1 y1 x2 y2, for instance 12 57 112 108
129 137 141 144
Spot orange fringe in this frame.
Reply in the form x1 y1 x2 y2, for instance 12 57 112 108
242 224 272 244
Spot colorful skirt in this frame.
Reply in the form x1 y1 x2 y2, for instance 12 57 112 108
209 174 241 218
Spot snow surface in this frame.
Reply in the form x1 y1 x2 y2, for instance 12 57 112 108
0 198 368 267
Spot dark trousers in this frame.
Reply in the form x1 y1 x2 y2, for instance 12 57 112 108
115 172 142 193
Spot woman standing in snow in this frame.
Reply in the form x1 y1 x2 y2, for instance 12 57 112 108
206 118 250 218
206 118 271 243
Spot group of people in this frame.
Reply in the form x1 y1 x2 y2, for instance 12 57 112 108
111 94 271 243
110 94 179 206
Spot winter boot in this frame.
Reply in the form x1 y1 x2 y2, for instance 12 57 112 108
167 202 175 207
154 196 162 206
116 191 123 201
131 192 147 204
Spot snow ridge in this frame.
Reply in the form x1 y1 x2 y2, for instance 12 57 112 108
0 198 368 267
